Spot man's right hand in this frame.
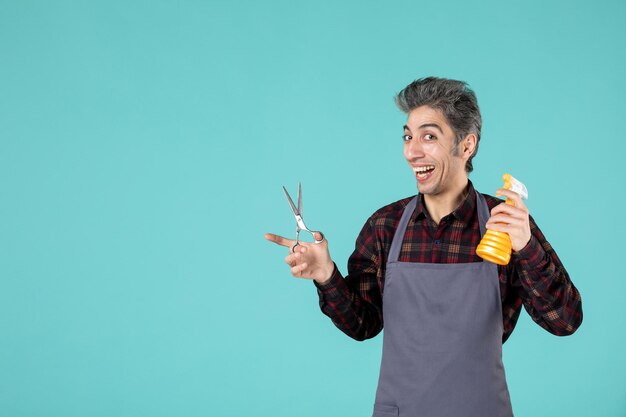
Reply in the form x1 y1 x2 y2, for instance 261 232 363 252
264 232 335 285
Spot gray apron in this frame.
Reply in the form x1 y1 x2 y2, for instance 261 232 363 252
372 192 513 417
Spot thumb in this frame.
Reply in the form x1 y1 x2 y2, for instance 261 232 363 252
314 231 325 242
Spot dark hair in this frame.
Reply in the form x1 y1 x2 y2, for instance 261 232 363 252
396 77 482 173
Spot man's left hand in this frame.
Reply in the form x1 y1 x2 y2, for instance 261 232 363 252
485 188 531 252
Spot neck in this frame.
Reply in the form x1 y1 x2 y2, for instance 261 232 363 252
423 178 470 225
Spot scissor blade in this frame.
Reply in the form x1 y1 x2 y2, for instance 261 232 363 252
282 186 299 216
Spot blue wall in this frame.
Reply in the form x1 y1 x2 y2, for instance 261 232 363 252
1 1 624 416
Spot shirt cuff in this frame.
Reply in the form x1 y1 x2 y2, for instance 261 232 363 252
313 263 344 299
511 235 546 267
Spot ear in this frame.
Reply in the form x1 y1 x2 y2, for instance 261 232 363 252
461 133 478 159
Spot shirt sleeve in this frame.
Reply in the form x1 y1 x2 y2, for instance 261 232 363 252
313 217 384 341
509 215 583 335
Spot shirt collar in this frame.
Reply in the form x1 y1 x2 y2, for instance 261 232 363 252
413 180 476 223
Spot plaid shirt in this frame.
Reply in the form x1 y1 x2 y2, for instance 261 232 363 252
315 181 583 343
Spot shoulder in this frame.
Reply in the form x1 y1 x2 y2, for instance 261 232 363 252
370 195 415 219
367 195 415 228
353 195 415 247
479 192 504 211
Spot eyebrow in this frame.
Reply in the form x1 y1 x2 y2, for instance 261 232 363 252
403 123 444 134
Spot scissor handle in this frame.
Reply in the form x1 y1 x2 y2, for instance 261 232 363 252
291 231 325 252
312 231 325 244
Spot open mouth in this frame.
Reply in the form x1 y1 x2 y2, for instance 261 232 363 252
413 165 435 180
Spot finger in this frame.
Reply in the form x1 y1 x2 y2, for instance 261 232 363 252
485 222 515 234
285 253 299 267
491 202 527 217
290 262 308 277
265 233 296 248
495 189 526 210
488 212 525 223
495 188 517 200
489 207 527 223
486 216 524 228
313 231 325 242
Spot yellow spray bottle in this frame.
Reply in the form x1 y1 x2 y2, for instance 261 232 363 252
476 173 528 265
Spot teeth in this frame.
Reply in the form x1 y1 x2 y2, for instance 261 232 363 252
413 165 435 173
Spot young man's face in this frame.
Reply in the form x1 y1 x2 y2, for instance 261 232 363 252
403 105 468 196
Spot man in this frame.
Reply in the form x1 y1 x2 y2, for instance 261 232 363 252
265 77 582 417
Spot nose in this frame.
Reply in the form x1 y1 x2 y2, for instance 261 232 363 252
404 138 425 160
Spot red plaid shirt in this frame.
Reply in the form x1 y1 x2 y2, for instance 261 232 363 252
315 181 583 343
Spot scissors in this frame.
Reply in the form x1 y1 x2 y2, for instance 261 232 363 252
282 183 325 252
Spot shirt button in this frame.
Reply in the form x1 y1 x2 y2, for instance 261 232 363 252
434 240 440 245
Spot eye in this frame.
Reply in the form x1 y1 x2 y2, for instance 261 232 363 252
423 134 437 141
403 134 412 142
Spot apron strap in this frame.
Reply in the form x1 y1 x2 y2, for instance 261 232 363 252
388 196 418 263
476 191 490 237
388 190 491 263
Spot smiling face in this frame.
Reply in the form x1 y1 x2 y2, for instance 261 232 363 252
403 105 472 197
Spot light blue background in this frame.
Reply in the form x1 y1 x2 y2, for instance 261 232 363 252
1 1 624 416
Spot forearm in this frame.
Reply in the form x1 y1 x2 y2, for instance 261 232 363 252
513 235 583 335
314 264 383 341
